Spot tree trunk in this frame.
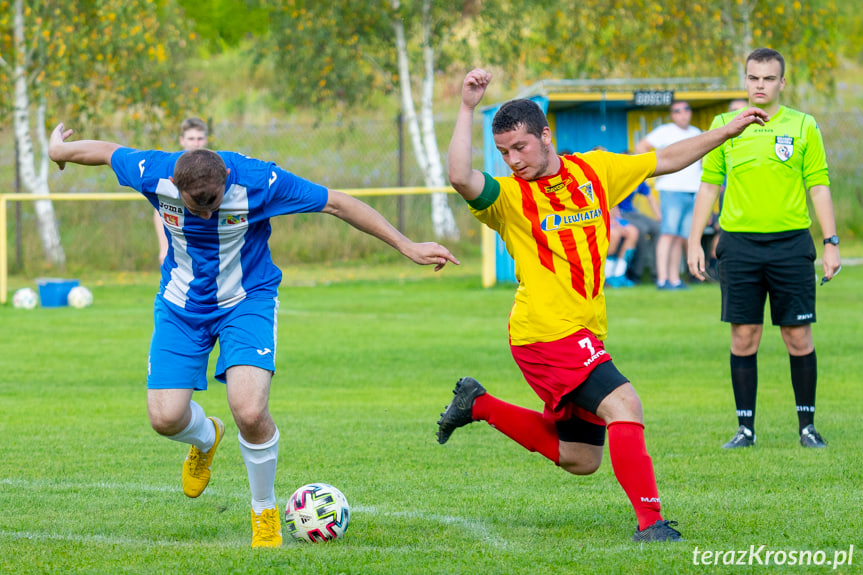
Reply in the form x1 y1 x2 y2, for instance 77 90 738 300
12 0 65 267
420 0 459 240
722 0 754 88
392 1 459 240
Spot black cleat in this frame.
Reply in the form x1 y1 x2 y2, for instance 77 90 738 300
632 519 683 542
800 424 827 448
436 377 486 445
722 425 756 449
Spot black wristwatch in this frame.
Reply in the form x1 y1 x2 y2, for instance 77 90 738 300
823 235 840 246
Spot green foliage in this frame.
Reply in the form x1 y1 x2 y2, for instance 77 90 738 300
0 0 201 129
254 0 476 111
836 0 863 63
263 0 397 110
176 0 271 53
1 268 862 573
471 0 841 96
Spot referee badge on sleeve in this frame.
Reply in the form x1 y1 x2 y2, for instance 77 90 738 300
775 136 794 162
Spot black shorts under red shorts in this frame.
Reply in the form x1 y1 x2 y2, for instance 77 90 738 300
511 329 629 446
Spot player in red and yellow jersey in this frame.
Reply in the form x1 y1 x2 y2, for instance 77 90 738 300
437 68 768 543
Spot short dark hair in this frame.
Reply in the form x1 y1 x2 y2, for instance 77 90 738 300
746 48 785 78
180 117 208 137
492 99 548 139
173 149 226 205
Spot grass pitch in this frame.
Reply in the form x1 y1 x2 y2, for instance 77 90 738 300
1 264 861 574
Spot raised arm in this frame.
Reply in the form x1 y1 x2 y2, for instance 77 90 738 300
48 123 121 170
653 108 768 177
321 190 459 271
447 68 492 201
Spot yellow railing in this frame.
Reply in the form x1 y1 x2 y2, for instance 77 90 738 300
1 187 499 304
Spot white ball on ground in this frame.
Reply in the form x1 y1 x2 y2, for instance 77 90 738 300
12 287 38 309
67 286 94 308
284 483 351 542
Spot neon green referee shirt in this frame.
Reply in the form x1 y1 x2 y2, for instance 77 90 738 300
702 106 830 233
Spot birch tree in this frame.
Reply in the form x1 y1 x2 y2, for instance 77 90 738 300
0 0 195 267
391 0 457 238
267 0 467 239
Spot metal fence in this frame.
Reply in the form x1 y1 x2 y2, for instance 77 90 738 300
1 105 861 277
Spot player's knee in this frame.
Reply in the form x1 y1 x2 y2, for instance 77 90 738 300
229 403 269 435
597 384 643 424
558 442 603 475
148 411 186 436
559 454 602 475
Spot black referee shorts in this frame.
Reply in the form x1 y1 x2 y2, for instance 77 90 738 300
716 230 817 326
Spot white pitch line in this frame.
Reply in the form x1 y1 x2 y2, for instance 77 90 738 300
0 477 183 495
353 505 509 549
0 530 248 549
0 478 510 549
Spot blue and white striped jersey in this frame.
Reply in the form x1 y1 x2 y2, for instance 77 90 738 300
112 147 329 312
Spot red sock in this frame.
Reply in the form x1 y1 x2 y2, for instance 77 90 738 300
607 421 663 530
473 393 560 464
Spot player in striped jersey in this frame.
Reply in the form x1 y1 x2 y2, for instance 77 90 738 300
437 68 767 542
48 123 459 548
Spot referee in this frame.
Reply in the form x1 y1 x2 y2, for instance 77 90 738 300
687 48 841 449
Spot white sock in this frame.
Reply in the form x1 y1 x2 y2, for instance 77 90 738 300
605 257 618 277
239 428 280 514
614 258 628 277
166 400 215 451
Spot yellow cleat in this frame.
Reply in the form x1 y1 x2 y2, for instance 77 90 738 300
182 417 225 498
251 507 283 548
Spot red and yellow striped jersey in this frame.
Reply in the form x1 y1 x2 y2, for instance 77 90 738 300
470 151 656 345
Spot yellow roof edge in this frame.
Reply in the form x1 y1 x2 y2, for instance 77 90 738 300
546 90 747 103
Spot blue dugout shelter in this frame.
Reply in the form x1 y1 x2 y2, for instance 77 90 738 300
481 77 746 286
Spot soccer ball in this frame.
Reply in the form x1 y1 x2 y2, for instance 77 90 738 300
284 483 350 542
67 286 93 308
12 287 38 309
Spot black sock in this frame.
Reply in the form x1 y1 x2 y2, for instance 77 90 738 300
790 350 817 432
730 352 758 431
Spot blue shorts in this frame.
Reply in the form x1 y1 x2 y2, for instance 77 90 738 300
148 295 279 390
659 190 696 238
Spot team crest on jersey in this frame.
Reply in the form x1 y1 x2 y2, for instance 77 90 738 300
221 214 247 225
578 182 595 203
163 213 179 226
775 136 794 162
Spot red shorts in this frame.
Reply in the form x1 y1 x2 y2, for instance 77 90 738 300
510 329 611 426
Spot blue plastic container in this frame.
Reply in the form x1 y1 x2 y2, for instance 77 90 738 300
36 278 80 307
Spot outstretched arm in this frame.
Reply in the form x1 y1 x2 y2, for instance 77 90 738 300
447 68 492 201
653 108 769 177
321 190 459 272
48 123 121 170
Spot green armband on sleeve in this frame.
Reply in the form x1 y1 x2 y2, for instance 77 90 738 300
466 172 501 210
